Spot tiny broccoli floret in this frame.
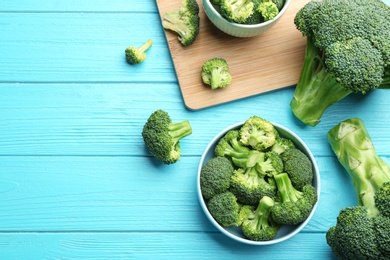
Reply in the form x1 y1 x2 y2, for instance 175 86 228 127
240 196 280 241
239 116 276 151
257 1 279 22
142 110 192 164
201 58 232 90
271 137 295 155
290 0 390 126
162 0 200 46
327 118 390 259
271 172 317 225
220 0 254 24
207 191 240 227
125 39 152 64
200 157 234 200
280 148 313 190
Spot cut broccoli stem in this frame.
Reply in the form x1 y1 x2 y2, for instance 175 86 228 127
274 172 302 203
290 37 352 127
211 67 223 90
168 120 192 145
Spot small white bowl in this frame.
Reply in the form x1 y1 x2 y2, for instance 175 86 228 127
202 0 291 37
197 121 320 245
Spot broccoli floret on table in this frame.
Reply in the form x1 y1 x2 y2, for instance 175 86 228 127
280 148 313 190
326 118 390 259
240 196 280 241
220 0 254 24
200 156 234 200
142 110 192 164
162 0 200 46
201 58 232 90
125 39 152 64
290 0 390 126
207 191 241 227
239 116 276 151
271 172 317 225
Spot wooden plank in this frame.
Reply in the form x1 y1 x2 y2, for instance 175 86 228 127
0 233 335 259
156 0 310 110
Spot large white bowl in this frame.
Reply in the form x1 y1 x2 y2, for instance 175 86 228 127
197 121 320 245
202 0 291 37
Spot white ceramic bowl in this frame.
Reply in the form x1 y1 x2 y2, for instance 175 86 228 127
202 0 291 37
197 121 320 245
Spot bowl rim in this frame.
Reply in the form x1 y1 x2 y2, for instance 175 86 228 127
197 121 321 245
202 0 292 29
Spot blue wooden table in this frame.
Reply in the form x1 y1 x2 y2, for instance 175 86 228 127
0 1 389 259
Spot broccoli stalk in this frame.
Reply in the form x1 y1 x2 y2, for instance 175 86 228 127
326 117 390 259
201 58 232 90
125 39 153 64
291 0 390 127
142 110 192 164
240 196 280 241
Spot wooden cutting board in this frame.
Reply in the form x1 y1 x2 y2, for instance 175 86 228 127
156 0 310 110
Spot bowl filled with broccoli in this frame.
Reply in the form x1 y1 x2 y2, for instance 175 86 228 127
197 116 320 245
202 0 291 38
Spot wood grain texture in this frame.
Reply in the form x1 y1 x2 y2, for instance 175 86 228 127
156 0 310 110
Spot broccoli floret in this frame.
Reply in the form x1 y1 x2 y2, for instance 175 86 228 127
239 116 276 151
326 118 390 259
125 39 152 64
162 0 200 46
240 196 280 241
200 157 235 200
271 172 317 225
201 58 232 90
290 0 390 126
271 136 295 155
214 130 263 169
207 191 241 227
220 0 254 24
280 148 314 190
142 110 192 164
257 1 279 22
270 0 284 11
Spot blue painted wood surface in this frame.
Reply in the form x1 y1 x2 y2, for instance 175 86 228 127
0 0 389 259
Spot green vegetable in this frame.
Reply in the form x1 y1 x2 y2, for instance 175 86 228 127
220 0 254 24
271 136 295 155
200 157 234 200
270 0 284 11
326 118 390 259
240 196 280 241
239 116 276 151
125 39 152 65
201 58 232 90
290 0 390 126
271 172 318 225
281 148 313 190
142 110 192 164
207 191 241 227
257 1 279 21
162 0 200 46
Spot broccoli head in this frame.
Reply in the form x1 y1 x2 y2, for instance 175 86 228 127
271 172 317 225
207 191 241 227
239 116 276 151
280 148 314 190
200 156 234 200
270 0 285 11
240 196 280 241
162 0 200 46
125 39 152 64
201 58 232 90
257 1 279 22
290 0 390 126
220 0 254 24
326 118 390 259
271 136 295 155
142 110 192 164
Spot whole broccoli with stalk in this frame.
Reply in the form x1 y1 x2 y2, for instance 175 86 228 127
142 110 192 164
201 58 232 90
326 118 390 259
290 0 390 126
162 0 200 46
125 39 152 64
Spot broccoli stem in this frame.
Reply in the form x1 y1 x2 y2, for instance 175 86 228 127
328 118 390 218
274 172 302 203
248 196 275 229
168 120 192 145
210 67 222 90
290 37 352 126
139 39 153 53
